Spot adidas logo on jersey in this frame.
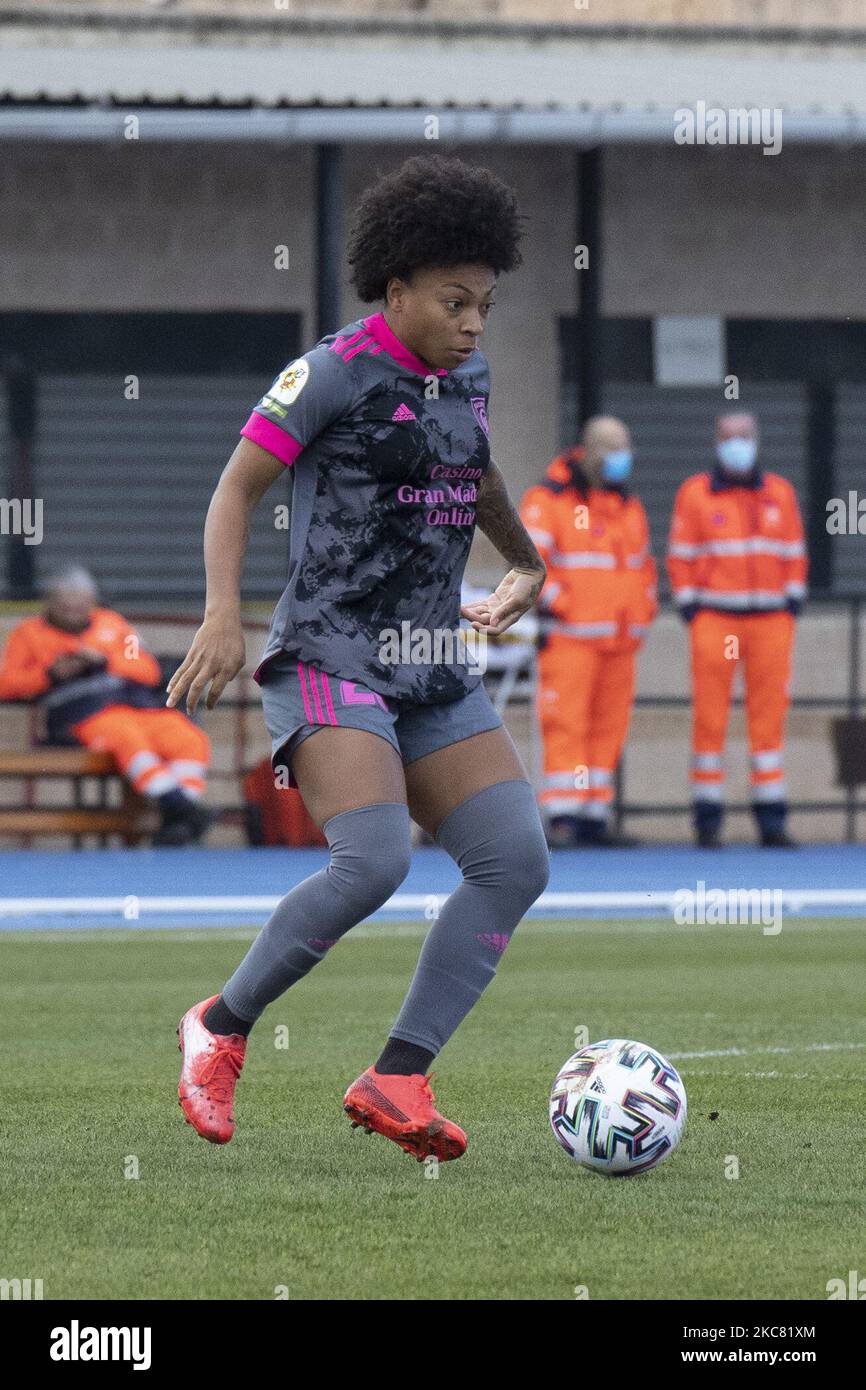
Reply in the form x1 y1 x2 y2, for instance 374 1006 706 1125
392 403 417 422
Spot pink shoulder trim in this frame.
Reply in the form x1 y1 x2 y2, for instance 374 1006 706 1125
241 413 303 467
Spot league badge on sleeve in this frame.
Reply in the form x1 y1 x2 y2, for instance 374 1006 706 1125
470 395 490 437
269 359 310 406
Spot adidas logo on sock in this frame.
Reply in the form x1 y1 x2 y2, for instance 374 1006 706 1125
476 932 510 955
391 403 417 422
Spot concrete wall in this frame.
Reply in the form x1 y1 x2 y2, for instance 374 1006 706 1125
2 142 318 316
4 138 866 584
8 140 865 317
605 144 866 318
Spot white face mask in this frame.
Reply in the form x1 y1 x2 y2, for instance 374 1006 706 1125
716 436 757 474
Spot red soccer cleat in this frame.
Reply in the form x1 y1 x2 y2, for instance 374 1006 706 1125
343 1066 467 1162
177 995 247 1144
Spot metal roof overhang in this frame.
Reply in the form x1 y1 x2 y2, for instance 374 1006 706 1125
1 107 866 144
2 14 866 143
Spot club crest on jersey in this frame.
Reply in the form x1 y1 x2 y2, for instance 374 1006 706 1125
268 359 310 406
470 396 489 438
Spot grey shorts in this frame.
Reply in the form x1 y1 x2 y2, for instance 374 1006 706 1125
259 653 503 789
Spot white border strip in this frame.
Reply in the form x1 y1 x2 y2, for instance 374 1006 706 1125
2 888 866 918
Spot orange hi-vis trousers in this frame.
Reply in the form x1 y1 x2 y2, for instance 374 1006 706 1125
536 635 636 821
688 609 794 805
70 705 211 800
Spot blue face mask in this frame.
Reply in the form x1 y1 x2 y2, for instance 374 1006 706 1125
716 436 757 474
601 450 633 484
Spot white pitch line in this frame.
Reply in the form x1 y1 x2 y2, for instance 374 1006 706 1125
685 1071 862 1080
0 895 282 915
540 889 866 910
2 888 866 917
669 1042 866 1060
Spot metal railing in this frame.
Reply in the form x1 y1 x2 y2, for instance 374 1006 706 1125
612 594 865 841
1 596 864 842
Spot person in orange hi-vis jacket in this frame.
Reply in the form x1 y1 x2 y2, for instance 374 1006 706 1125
520 416 657 847
667 412 808 849
0 566 213 846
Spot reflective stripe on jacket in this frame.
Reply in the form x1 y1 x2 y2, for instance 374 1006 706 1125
520 448 657 651
667 467 807 613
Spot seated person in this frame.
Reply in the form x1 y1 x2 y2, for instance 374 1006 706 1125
0 566 212 846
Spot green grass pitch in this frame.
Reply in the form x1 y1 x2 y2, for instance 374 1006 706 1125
2 916 864 1300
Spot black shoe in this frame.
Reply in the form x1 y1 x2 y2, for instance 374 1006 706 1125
546 815 581 849
183 801 215 844
577 822 641 849
152 818 195 848
153 797 214 848
696 827 722 849
760 829 798 848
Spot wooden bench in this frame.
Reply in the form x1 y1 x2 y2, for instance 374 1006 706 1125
0 749 152 846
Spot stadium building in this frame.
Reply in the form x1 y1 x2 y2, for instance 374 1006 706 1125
1 0 865 840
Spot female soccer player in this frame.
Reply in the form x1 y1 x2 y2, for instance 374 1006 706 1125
169 155 550 1162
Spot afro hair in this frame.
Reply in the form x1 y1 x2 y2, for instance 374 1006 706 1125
346 155 524 303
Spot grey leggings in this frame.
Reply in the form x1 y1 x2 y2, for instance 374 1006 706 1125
220 778 550 1055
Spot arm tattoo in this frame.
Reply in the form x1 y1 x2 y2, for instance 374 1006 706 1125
475 460 545 574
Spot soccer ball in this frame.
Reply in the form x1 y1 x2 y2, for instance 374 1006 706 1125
549 1038 687 1176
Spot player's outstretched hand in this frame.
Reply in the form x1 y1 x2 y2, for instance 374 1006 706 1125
166 613 246 715
460 567 545 636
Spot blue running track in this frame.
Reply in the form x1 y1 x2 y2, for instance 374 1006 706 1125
0 844 863 930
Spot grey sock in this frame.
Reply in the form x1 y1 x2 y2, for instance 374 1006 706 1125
388 779 550 1055
221 801 412 1023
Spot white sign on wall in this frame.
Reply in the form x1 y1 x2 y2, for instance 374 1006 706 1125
653 315 726 386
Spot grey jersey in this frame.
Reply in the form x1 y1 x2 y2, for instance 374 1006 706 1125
242 310 492 704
